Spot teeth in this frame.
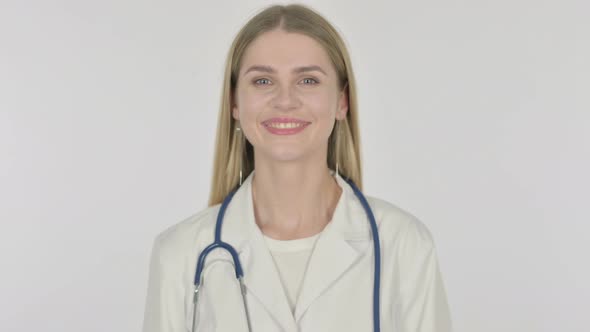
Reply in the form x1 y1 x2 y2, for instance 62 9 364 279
267 122 305 129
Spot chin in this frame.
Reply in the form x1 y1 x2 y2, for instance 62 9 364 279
259 145 310 162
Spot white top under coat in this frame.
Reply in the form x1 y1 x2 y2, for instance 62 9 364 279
263 232 322 314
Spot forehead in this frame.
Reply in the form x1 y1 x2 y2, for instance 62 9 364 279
240 30 333 75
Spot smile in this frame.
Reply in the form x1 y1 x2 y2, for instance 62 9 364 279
262 121 310 135
266 122 306 129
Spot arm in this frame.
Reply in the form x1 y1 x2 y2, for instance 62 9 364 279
142 235 187 332
397 218 453 332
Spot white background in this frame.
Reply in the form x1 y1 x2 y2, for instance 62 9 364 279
1 0 588 331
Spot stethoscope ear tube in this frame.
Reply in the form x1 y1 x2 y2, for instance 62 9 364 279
192 186 248 332
191 285 199 332
194 241 244 284
193 187 242 285
342 176 381 332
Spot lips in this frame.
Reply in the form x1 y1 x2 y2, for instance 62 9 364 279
262 117 311 126
262 117 311 135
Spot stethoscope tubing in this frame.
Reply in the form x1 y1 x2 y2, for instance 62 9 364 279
192 176 381 332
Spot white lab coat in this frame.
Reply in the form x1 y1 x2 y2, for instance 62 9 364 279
142 170 453 332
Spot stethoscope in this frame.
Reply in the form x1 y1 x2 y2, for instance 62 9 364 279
191 174 382 332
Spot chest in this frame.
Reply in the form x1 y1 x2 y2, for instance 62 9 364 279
184 241 400 332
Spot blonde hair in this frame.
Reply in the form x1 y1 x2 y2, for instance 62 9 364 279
208 3 362 206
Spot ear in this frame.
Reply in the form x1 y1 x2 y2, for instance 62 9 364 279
232 104 239 120
336 82 349 121
231 93 239 120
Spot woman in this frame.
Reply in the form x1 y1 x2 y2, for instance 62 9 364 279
142 4 452 332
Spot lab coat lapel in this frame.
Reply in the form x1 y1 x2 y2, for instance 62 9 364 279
293 171 372 323
240 231 299 332
221 170 371 330
222 171 299 332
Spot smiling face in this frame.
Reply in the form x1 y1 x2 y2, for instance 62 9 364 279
232 29 348 164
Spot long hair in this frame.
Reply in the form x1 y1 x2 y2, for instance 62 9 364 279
208 3 362 206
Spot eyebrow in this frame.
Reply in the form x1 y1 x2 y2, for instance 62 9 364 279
243 65 327 76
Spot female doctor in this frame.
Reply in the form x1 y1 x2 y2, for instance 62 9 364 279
142 4 452 332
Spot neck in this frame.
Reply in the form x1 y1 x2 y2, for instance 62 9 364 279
251 159 342 241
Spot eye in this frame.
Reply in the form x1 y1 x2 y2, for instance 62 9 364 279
252 77 319 86
253 78 271 86
301 77 319 85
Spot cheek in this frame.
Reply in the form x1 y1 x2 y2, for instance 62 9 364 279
239 87 268 110
236 93 268 139
306 94 338 119
236 91 265 123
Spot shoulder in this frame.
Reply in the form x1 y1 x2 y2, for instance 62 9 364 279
151 204 221 262
364 195 436 251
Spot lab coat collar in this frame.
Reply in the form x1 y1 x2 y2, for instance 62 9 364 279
219 169 372 331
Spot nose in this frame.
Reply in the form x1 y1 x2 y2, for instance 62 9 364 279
271 83 301 111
